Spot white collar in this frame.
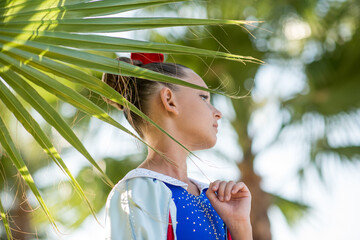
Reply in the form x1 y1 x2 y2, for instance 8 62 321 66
122 168 209 192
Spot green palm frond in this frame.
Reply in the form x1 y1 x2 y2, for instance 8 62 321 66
1 0 189 21
312 138 360 163
270 192 310 227
0 115 59 234
0 197 13 240
0 0 261 238
323 146 360 162
32 156 141 229
1 17 259 33
0 29 260 63
282 30 360 122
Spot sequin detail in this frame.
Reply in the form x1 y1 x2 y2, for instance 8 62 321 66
165 183 226 240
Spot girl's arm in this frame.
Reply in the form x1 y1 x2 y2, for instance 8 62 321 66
206 180 253 240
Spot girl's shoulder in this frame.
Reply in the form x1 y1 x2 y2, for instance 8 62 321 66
122 168 209 191
106 169 167 205
105 169 179 240
105 168 178 205
106 168 209 203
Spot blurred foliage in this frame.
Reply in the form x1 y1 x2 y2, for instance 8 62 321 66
31 156 141 232
269 193 310 227
1 0 359 239
0 0 261 238
145 0 360 231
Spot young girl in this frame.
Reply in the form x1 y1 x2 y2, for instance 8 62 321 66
103 53 252 240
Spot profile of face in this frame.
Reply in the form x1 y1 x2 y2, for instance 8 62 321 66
163 68 223 151
102 58 222 149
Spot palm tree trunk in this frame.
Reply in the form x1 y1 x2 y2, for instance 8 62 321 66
9 190 33 240
238 148 272 240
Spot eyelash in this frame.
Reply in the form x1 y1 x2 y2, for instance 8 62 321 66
200 95 209 100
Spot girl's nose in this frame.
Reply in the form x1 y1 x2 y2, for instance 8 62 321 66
214 107 222 120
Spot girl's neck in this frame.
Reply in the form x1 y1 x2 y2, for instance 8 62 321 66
139 119 198 184
137 137 201 196
138 154 202 196
138 138 190 183
138 151 188 183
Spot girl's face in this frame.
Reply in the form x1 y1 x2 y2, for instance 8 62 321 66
174 69 222 150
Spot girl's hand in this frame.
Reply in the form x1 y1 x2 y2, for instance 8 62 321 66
206 180 252 225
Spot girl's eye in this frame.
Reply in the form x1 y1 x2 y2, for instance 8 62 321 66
200 95 209 101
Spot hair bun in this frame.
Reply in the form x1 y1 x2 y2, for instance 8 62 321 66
101 70 125 110
101 57 144 111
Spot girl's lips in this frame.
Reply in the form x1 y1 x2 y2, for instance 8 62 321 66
213 124 218 133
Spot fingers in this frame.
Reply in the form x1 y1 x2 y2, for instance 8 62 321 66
209 180 247 202
206 181 221 203
231 182 247 194
210 180 221 192
217 181 227 201
224 181 235 201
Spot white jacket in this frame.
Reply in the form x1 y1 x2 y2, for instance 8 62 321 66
104 168 209 240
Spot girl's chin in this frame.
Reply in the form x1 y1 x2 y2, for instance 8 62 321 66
186 135 217 150
209 139 217 148
201 137 217 150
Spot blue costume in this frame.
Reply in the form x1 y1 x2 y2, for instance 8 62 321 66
164 182 227 239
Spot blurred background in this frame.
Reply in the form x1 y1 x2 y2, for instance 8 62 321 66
1 0 359 239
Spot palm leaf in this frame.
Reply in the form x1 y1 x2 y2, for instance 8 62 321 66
0 197 13 240
0 35 260 97
270 192 310 227
0 0 261 238
0 29 261 64
0 69 113 184
324 146 360 162
1 0 189 21
0 115 59 234
0 52 198 165
0 72 106 224
0 17 256 33
312 138 360 163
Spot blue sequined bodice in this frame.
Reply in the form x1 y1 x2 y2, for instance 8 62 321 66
164 182 226 240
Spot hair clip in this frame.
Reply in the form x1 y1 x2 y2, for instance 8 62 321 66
130 53 164 65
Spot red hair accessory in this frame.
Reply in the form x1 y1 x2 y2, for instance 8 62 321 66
130 53 164 65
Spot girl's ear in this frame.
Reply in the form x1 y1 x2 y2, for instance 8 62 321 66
159 87 179 115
